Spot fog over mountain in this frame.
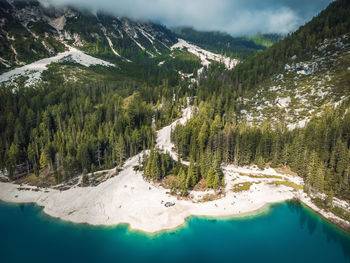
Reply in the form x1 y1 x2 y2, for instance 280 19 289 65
40 0 333 35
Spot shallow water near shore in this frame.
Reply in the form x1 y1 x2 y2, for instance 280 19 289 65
1 200 350 263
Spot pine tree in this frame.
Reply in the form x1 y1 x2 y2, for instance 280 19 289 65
186 168 192 189
96 141 103 167
206 167 215 188
198 122 209 151
314 163 325 193
305 151 318 192
186 159 199 188
178 167 187 196
151 152 161 180
212 171 220 190
27 143 36 165
144 153 152 178
256 156 265 170
200 148 212 178
39 151 48 169
281 144 289 166
336 141 347 175
210 115 222 140
116 135 126 167
6 143 19 178
77 143 91 171
325 189 334 208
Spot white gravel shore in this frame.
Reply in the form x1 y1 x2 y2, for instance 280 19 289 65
1 106 349 233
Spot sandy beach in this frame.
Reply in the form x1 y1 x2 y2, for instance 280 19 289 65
1 106 349 234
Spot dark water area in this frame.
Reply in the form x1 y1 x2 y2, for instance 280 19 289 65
0 201 350 263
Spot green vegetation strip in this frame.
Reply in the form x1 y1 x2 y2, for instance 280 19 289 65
232 182 253 192
198 193 223 203
239 173 282 179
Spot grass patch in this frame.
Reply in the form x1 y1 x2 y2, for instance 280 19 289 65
16 172 56 187
273 180 303 189
274 166 298 177
239 173 282 179
232 182 253 192
160 175 178 189
197 193 223 203
193 178 208 191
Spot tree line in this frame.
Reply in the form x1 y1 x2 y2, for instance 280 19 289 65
142 147 223 196
171 101 350 200
0 78 186 183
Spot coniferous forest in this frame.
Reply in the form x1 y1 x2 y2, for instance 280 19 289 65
0 0 350 206
0 80 185 183
2 2 350 262
168 0 350 199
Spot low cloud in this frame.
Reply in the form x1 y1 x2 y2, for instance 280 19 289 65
40 0 333 36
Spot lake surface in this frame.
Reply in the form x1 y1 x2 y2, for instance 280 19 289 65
1 201 350 263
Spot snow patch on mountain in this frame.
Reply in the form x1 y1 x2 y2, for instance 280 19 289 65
132 38 145 50
0 57 11 68
41 41 55 55
0 46 114 87
138 27 154 44
99 24 120 57
171 39 239 70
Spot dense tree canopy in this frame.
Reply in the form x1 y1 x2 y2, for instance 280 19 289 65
0 79 185 182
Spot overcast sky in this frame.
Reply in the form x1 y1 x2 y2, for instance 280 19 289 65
41 0 333 36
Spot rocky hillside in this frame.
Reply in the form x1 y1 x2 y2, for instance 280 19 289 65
239 33 350 129
173 27 265 58
0 0 246 88
221 0 350 129
0 0 177 72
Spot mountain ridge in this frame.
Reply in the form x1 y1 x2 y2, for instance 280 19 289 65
173 26 266 58
0 0 178 72
0 0 248 88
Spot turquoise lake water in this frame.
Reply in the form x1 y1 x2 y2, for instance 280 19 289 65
0 201 350 263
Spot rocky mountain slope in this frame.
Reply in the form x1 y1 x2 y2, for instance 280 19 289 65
214 0 350 129
0 0 176 70
0 0 246 88
239 33 350 129
173 27 266 58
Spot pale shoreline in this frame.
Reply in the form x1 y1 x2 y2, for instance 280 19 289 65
1 182 349 235
0 172 349 234
0 164 297 233
2 162 349 234
0 106 349 234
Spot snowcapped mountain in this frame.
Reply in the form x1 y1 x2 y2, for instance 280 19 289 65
0 0 176 69
171 39 239 70
0 0 241 87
